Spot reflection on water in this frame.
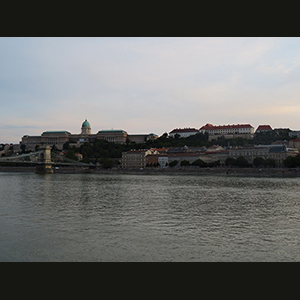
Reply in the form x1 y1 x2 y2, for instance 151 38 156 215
1 172 300 261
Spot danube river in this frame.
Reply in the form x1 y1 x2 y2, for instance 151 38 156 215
1 172 300 261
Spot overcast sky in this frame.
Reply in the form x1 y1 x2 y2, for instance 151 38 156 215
1 37 300 144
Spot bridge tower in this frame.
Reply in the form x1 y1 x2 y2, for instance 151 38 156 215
35 146 54 174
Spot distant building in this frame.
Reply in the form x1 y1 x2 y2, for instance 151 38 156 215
289 138 300 152
21 120 158 151
268 145 298 167
199 123 254 136
289 131 300 138
158 156 169 168
229 144 298 167
229 146 270 163
255 125 273 133
22 131 71 151
81 119 91 135
273 128 290 135
22 120 93 151
206 145 224 152
97 130 128 144
166 145 207 154
168 128 199 138
127 133 158 143
75 153 83 161
145 148 169 168
202 146 228 164
152 147 169 154
167 152 205 166
145 154 159 167
41 131 72 150
121 149 158 169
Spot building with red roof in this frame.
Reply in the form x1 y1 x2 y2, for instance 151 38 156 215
199 123 254 136
255 125 273 133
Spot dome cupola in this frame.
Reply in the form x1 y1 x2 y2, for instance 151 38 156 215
81 119 91 135
82 119 91 128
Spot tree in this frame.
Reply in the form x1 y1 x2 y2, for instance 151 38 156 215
20 144 26 153
292 154 300 167
169 160 178 168
283 156 295 168
253 157 265 168
283 154 300 168
103 158 113 169
192 158 206 167
212 160 221 167
236 156 249 168
225 157 236 167
263 158 276 168
66 150 78 161
52 144 58 152
180 160 190 167
252 130 291 145
63 142 70 150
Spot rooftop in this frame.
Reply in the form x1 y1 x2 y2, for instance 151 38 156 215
42 131 71 135
168 153 203 157
126 149 151 154
82 120 91 128
269 145 287 153
200 123 253 130
256 125 273 131
169 128 199 133
98 130 126 133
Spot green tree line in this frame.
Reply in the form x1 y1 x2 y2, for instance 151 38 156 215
283 154 300 168
61 130 292 164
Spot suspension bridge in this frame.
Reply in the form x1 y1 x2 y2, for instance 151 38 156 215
0 146 95 174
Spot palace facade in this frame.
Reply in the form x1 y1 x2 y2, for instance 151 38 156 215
21 120 158 151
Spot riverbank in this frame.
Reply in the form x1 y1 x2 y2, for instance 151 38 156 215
1 165 300 177
96 167 300 177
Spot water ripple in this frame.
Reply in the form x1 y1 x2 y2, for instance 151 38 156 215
1 173 300 261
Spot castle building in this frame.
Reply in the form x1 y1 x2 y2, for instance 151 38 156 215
22 120 95 150
97 130 128 144
21 120 157 151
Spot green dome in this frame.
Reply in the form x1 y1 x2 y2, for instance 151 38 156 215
82 119 91 128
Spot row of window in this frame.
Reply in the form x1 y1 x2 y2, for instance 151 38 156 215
230 152 268 156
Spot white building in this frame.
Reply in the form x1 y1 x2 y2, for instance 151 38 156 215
158 156 168 168
199 123 254 136
169 128 199 138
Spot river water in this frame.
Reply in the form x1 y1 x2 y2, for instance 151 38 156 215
1 172 300 261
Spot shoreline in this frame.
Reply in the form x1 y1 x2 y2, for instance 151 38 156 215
1 165 300 177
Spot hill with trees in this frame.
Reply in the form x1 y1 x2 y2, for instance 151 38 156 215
60 130 292 164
